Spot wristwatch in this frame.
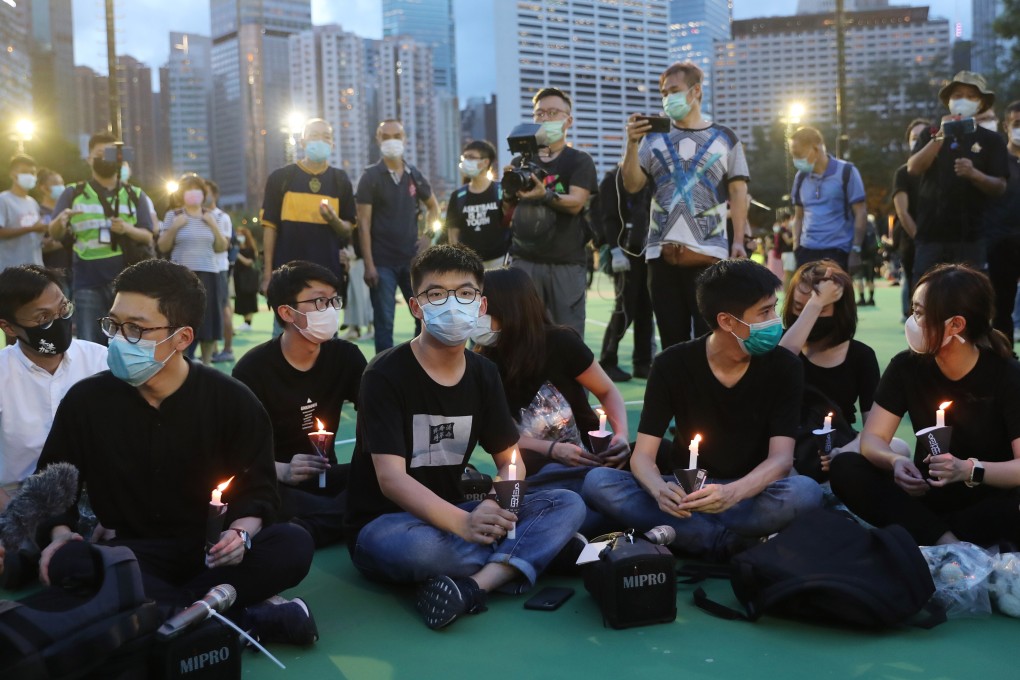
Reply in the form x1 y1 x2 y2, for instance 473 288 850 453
230 528 252 551
851 244 862 253
965 458 985 488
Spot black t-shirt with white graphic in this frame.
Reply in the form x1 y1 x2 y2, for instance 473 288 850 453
445 183 509 261
345 343 520 536
232 336 366 466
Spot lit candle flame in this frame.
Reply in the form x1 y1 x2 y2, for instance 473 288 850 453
827 412 833 418
511 449 517 466
693 434 702 444
315 418 325 432
217 476 234 494
938 401 952 411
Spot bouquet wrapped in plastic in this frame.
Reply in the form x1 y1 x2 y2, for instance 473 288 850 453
921 542 995 618
518 381 583 448
989 551 1020 617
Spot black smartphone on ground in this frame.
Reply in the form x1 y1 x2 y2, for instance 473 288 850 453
524 586 575 611
637 115 671 134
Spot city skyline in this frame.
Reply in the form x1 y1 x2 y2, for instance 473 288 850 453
71 0 973 102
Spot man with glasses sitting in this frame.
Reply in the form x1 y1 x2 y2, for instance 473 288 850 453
506 87 598 337
0 265 107 587
27 259 319 645
233 261 367 548
345 244 585 630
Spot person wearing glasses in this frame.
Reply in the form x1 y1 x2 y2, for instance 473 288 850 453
346 244 585 630
788 126 867 272
505 87 598 338
0 265 107 518
29 259 318 645
233 261 366 548
445 140 509 269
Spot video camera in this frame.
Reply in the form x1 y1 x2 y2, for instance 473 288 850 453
501 123 549 197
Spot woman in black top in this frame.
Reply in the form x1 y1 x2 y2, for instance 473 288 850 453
232 226 260 327
474 268 627 532
780 260 907 472
830 264 1020 547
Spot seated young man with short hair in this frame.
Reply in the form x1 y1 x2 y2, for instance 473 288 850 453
233 260 367 548
583 258 822 561
28 259 317 645
345 244 586 630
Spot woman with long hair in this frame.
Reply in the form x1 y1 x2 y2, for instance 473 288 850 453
830 264 1020 547
474 267 627 531
232 226 260 330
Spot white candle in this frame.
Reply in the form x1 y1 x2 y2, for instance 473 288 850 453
597 408 607 433
824 412 833 432
689 434 701 470
936 401 951 428
508 449 518 481
210 476 233 506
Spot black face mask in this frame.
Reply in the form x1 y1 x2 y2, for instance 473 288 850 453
18 316 73 356
92 157 120 179
806 316 838 345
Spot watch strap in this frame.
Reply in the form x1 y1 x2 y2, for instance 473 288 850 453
230 527 252 550
965 458 984 487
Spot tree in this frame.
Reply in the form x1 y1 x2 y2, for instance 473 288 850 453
994 1 1020 102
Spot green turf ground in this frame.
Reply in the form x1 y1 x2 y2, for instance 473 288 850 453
14 275 1019 678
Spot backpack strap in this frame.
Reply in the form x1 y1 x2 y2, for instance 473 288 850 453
692 586 750 621
792 171 806 208
841 161 853 220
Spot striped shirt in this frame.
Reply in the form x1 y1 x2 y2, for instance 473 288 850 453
163 210 218 273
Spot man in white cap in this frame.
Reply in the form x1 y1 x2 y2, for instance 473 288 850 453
907 70 1008 277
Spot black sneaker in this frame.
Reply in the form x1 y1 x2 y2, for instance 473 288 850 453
632 364 651 379
243 597 319 645
601 363 632 383
416 576 487 630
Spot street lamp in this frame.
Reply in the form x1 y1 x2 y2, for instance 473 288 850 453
787 102 805 127
13 118 35 154
165 180 179 195
283 112 305 164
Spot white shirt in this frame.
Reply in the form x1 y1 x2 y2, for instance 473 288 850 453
0 339 109 487
213 208 233 273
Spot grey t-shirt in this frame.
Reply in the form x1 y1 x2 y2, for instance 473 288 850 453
0 191 43 270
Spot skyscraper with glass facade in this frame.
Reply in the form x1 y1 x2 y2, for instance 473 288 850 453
669 0 731 117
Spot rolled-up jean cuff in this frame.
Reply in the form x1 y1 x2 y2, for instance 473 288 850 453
488 553 537 594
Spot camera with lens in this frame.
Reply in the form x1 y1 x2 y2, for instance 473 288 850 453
501 123 549 197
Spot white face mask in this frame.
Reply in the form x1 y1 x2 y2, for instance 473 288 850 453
16 173 37 191
948 98 980 119
470 314 500 347
904 315 965 354
290 305 339 343
460 158 482 178
978 120 999 132
380 139 404 159
1011 129 1020 146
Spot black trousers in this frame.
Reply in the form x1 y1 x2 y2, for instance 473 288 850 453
278 464 349 548
600 253 654 370
48 523 314 611
829 453 1020 547
986 233 1020 344
648 258 709 351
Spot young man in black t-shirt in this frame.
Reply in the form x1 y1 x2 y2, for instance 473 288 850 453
446 140 509 268
233 261 366 548
583 259 822 561
345 245 585 630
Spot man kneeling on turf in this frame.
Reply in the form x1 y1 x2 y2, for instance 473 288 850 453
345 244 586 630
583 259 822 561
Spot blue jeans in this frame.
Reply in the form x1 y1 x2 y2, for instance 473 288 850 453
525 463 615 537
352 489 586 593
73 282 116 344
369 265 415 353
582 468 823 561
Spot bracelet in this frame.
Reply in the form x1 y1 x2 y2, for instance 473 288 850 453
547 440 558 460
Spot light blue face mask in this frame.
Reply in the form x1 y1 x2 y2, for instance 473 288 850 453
107 329 181 387
730 316 783 356
422 299 481 346
541 120 566 144
50 184 66 201
304 140 332 163
470 314 500 347
662 91 692 122
120 164 131 183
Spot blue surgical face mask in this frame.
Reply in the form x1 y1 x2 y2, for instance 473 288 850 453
470 314 500 347
662 91 692 122
421 299 481 346
792 153 814 173
541 120 566 144
730 315 783 356
305 139 332 163
50 184 65 201
107 329 181 387
120 164 131 183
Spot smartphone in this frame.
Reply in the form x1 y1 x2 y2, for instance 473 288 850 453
637 115 671 134
524 586 575 611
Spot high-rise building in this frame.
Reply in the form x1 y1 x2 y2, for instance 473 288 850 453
74 66 110 150
493 0 671 174
375 36 437 180
713 6 949 148
117 55 157 185
796 0 889 11
363 38 383 166
669 0 732 117
289 25 370 180
210 0 312 209
29 0 76 142
0 1 33 127
382 0 459 192
461 95 498 146
972 0 1005 74
166 33 213 179
154 66 173 183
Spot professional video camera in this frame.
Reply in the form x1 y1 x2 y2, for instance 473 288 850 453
501 123 549 197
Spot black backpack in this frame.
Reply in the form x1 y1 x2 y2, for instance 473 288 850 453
693 510 945 629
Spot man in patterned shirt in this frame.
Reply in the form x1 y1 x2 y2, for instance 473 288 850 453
621 61 750 350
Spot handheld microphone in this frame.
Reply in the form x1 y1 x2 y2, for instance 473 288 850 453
642 525 676 546
156 584 237 641
0 462 79 549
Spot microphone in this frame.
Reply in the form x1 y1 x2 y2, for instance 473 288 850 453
156 584 237 641
642 525 676 546
0 462 79 549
